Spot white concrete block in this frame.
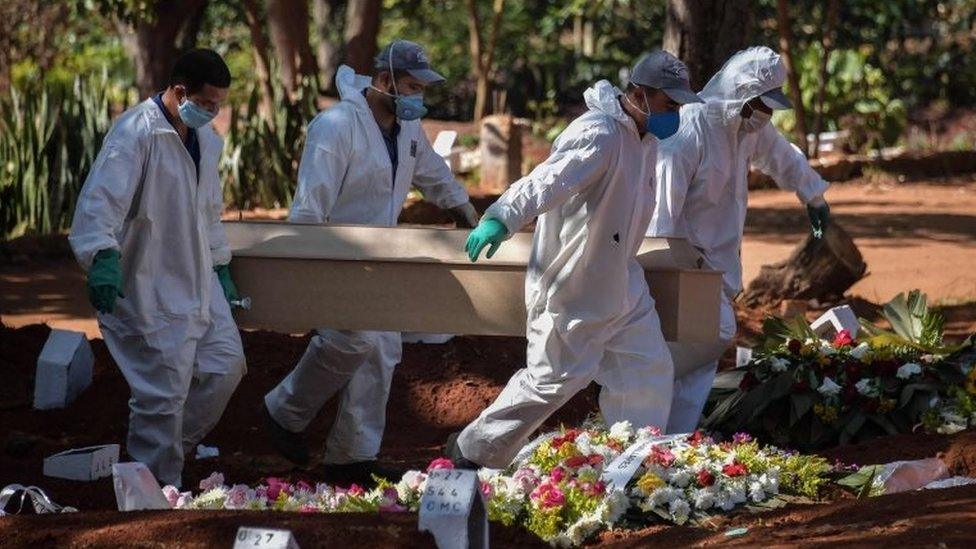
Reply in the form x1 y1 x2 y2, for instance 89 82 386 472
810 305 860 340
33 329 93 410
44 444 119 481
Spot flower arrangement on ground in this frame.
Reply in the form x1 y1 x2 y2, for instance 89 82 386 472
704 291 974 450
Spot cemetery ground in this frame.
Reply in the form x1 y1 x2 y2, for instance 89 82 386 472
2 174 976 546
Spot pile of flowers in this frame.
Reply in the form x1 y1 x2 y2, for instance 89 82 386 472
705 291 974 450
169 422 831 547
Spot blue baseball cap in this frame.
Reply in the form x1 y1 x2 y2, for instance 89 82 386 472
375 40 445 84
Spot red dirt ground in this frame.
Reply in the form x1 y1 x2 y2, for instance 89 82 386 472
2 321 976 547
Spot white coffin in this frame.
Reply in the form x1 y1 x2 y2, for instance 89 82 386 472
43 444 120 481
225 222 723 344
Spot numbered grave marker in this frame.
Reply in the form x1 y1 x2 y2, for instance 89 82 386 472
233 527 299 549
418 469 488 549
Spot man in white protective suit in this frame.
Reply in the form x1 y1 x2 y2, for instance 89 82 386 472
69 49 245 487
262 40 479 484
444 50 703 469
650 46 832 434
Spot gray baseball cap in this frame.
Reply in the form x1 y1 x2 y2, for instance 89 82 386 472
759 87 793 110
375 40 445 84
630 50 703 104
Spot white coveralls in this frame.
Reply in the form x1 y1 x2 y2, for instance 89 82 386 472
69 99 246 487
649 47 830 433
457 80 674 468
264 65 471 464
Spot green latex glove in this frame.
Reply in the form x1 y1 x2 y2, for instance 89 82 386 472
214 263 239 303
87 249 124 314
465 218 508 262
807 202 831 239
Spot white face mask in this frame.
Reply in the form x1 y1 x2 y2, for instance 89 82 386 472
740 104 771 133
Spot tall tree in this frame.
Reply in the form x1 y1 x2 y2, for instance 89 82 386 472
811 0 840 156
343 0 382 75
465 0 506 122
313 0 346 90
662 0 753 90
115 0 210 98
266 0 319 97
776 0 810 154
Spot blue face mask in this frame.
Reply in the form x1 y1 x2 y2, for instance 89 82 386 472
394 93 427 121
646 110 680 140
178 98 216 129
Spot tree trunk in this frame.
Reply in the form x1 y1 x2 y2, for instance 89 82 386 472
119 0 210 98
241 0 276 113
466 0 506 122
740 223 867 307
663 0 753 90
775 0 810 156
313 0 345 91
811 0 840 157
344 0 382 75
266 0 319 97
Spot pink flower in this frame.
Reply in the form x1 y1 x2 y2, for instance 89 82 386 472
162 485 180 508
513 468 540 491
426 458 455 472
294 480 313 494
647 446 676 468
647 426 662 437
347 483 365 497
254 486 268 500
833 329 854 348
550 466 567 482
198 472 225 492
732 432 753 444
300 504 319 513
481 481 494 499
591 480 606 496
265 477 291 500
530 482 566 509
226 484 250 508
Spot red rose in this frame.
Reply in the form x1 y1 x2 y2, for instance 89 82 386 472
687 430 707 446
788 339 803 355
832 329 854 348
722 462 748 477
739 371 760 390
564 455 588 468
697 469 715 487
587 454 604 466
792 378 810 392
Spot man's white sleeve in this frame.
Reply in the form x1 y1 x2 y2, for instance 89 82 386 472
289 114 351 223
410 130 470 209
484 126 614 234
752 125 829 204
649 128 701 237
68 122 147 270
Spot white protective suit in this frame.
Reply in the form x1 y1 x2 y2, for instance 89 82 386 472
264 65 471 464
457 80 674 468
649 46 829 433
69 98 246 487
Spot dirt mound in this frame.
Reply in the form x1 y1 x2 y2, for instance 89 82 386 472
0 324 597 509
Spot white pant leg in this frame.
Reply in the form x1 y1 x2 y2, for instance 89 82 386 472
595 294 674 431
458 313 604 468
101 318 202 487
182 276 247 453
264 329 379 432
323 331 401 464
666 292 736 433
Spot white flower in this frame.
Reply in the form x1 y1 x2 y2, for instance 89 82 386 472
896 362 922 379
668 498 691 524
855 378 877 396
850 343 871 360
691 487 716 510
818 342 837 356
609 421 634 440
817 377 842 397
748 480 766 502
769 357 790 372
162 485 181 508
669 470 692 488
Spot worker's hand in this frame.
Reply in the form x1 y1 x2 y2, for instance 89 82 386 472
807 196 830 239
449 201 480 228
214 263 240 303
465 218 508 262
87 249 124 314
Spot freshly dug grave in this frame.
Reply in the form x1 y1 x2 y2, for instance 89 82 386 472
3 322 976 547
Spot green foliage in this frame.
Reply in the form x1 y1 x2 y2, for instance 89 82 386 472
0 73 121 239
860 290 959 355
222 75 319 210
